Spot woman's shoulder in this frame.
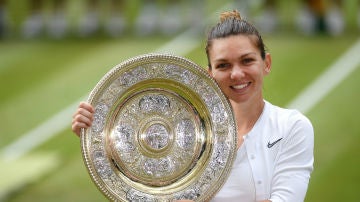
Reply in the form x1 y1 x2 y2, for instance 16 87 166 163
264 100 313 128
264 100 314 144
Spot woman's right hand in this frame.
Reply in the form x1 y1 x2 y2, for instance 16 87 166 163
71 102 95 137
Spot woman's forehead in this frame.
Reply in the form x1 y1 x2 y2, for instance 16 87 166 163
210 35 260 57
212 35 258 48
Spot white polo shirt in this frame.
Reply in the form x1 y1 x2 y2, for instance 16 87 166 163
211 101 314 202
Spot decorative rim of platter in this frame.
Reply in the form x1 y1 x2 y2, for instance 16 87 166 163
81 53 237 201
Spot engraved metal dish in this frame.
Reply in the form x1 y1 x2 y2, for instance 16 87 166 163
81 53 237 201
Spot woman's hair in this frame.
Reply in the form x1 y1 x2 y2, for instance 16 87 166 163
205 10 266 68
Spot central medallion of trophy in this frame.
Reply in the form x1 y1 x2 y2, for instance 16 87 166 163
142 122 170 151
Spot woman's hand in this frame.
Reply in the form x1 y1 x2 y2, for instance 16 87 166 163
71 102 95 137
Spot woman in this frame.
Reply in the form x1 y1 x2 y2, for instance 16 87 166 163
72 10 314 202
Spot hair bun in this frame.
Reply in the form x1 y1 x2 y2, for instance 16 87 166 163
220 10 242 23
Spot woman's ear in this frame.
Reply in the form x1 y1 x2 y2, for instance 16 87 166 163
264 53 272 74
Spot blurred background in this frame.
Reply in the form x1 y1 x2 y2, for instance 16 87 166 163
1 0 359 39
0 0 359 201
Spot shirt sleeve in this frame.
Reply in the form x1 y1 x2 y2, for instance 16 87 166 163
269 113 314 202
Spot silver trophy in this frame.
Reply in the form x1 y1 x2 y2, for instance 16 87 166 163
81 54 237 201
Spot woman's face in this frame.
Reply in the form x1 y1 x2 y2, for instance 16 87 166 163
208 35 271 104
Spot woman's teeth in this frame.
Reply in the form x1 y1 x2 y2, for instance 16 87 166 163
232 83 248 89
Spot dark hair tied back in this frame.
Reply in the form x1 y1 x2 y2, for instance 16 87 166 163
206 10 266 68
220 10 242 22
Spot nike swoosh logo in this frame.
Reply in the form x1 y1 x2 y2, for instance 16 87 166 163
267 138 283 148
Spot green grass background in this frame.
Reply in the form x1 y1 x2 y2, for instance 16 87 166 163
1 0 360 201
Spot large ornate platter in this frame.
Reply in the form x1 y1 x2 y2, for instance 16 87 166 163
81 53 237 201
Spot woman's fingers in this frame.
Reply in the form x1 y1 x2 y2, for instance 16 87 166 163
72 121 88 137
71 102 95 136
79 101 95 113
76 108 94 122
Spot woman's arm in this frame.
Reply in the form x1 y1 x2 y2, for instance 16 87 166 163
269 114 314 202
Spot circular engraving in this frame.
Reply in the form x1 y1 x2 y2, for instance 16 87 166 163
81 54 237 202
143 123 169 150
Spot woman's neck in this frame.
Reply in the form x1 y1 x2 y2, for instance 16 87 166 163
231 98 265 136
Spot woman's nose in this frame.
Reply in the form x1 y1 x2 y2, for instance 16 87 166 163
230 66 245 80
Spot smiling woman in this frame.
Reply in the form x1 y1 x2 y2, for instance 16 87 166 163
202 10 314 202
71 10 314 202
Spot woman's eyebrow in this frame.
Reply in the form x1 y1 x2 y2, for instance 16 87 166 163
239 52 257 58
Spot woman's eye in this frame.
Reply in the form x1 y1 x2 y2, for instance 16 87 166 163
216 63 230 69
243 58 254 64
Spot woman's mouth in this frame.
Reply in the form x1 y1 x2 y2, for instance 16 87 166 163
231 82 250 90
